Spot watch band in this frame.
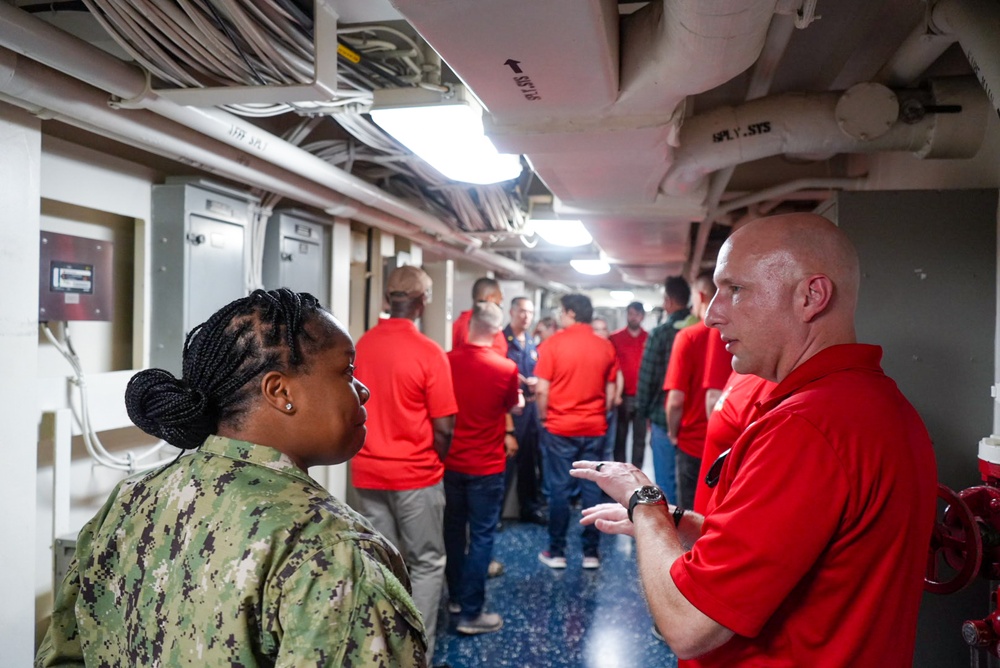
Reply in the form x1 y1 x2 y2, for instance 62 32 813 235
672 505 685 528
628 485 666 522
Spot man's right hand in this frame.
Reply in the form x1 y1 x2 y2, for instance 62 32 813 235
580 503 634 536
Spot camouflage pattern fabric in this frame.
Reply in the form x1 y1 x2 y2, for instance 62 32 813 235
35 435 428 667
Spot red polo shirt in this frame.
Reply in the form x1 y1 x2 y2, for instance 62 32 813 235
445 345 519 476
693 371 775 514
608 327 648 396
702 328 733 392
663 320 712 457
672 344 937 667
351 317 458 490
452 309 507 355
534 323 617 437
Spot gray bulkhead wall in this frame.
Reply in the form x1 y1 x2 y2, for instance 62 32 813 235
839 189 998 668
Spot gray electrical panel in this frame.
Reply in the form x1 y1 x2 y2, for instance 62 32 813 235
262 209 331 308
150 179 256 374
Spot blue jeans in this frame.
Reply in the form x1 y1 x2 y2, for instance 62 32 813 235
443 470 506 619
602 409 617 461
540 429 604 557
650 423 678 504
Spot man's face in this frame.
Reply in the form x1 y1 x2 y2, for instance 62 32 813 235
626 307 644 329
705 242 799 382
485 288 504 306
510 300 535 333
591 319 609 338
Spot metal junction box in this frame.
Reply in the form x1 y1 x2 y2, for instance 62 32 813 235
38 232 114 322
150 179 256 374
262 209 331 307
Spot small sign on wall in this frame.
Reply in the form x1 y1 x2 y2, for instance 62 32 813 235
39 232 113 322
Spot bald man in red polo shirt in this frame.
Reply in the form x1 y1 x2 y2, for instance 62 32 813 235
574 214 937 667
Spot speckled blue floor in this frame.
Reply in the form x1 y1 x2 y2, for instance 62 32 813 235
432 511 678 668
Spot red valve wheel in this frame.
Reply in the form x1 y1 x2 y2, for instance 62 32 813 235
926 483 982 595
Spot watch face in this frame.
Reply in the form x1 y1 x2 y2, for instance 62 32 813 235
637 485 664 503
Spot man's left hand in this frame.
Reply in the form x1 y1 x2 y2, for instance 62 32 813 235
570 460 653 507
504 434 519 458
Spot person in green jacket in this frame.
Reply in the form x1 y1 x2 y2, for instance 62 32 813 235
36 288 428 668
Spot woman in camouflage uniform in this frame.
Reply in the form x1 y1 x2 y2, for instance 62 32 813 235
36 289 429 667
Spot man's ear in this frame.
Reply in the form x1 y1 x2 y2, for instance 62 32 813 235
800 274 834 323
260 370 294 413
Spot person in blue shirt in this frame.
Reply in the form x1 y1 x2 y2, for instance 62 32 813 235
503 296 546 524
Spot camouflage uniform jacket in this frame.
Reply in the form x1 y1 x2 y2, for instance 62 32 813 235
36 435 428 668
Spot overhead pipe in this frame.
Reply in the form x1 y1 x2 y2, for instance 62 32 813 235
930 0 1000 119
0 47 543 283
874 22 957 87
0 2 485 251
663 77 988 196
712 177 868 218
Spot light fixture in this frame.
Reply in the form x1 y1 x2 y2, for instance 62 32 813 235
571 259 611 275
370 85 523 185
609 290 635 303
531 219 593 247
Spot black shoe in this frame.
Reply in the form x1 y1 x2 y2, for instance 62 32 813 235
519 509 548 525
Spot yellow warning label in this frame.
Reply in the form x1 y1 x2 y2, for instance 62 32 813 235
337 44 361 64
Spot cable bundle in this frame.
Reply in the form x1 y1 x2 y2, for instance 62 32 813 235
42 323 177 472
80 2 530 240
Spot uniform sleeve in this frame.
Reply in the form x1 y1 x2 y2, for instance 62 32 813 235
35 557 85 667
35 484 124 668
425 346 458 418
275 540 427 667
663 327 693 392
670 413 849 637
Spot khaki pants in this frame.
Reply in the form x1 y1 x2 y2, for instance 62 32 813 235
356 483 447 660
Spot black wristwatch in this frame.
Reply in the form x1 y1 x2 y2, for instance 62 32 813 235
628 485 667 522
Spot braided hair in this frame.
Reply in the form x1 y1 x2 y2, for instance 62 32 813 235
125 288 326 449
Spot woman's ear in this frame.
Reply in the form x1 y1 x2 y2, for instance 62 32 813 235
260 371 294 413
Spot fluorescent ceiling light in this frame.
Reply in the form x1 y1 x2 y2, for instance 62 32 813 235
609 290 635 302
532 219 593 247
571 259 611 275
370 85 523 185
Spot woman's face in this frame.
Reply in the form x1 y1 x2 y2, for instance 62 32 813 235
285 314 370 468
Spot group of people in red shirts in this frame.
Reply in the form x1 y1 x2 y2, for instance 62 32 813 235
347 211 939 667
348 271 554 644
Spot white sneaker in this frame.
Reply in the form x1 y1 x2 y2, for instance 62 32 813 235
456 612 504 635
538 550 567 569
448 601 461 614
582 556 601 570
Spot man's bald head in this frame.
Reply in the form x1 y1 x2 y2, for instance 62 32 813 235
707 213 860 382
724 213 860 316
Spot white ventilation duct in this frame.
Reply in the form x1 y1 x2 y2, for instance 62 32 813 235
390 0 779 206
663 77 988 195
